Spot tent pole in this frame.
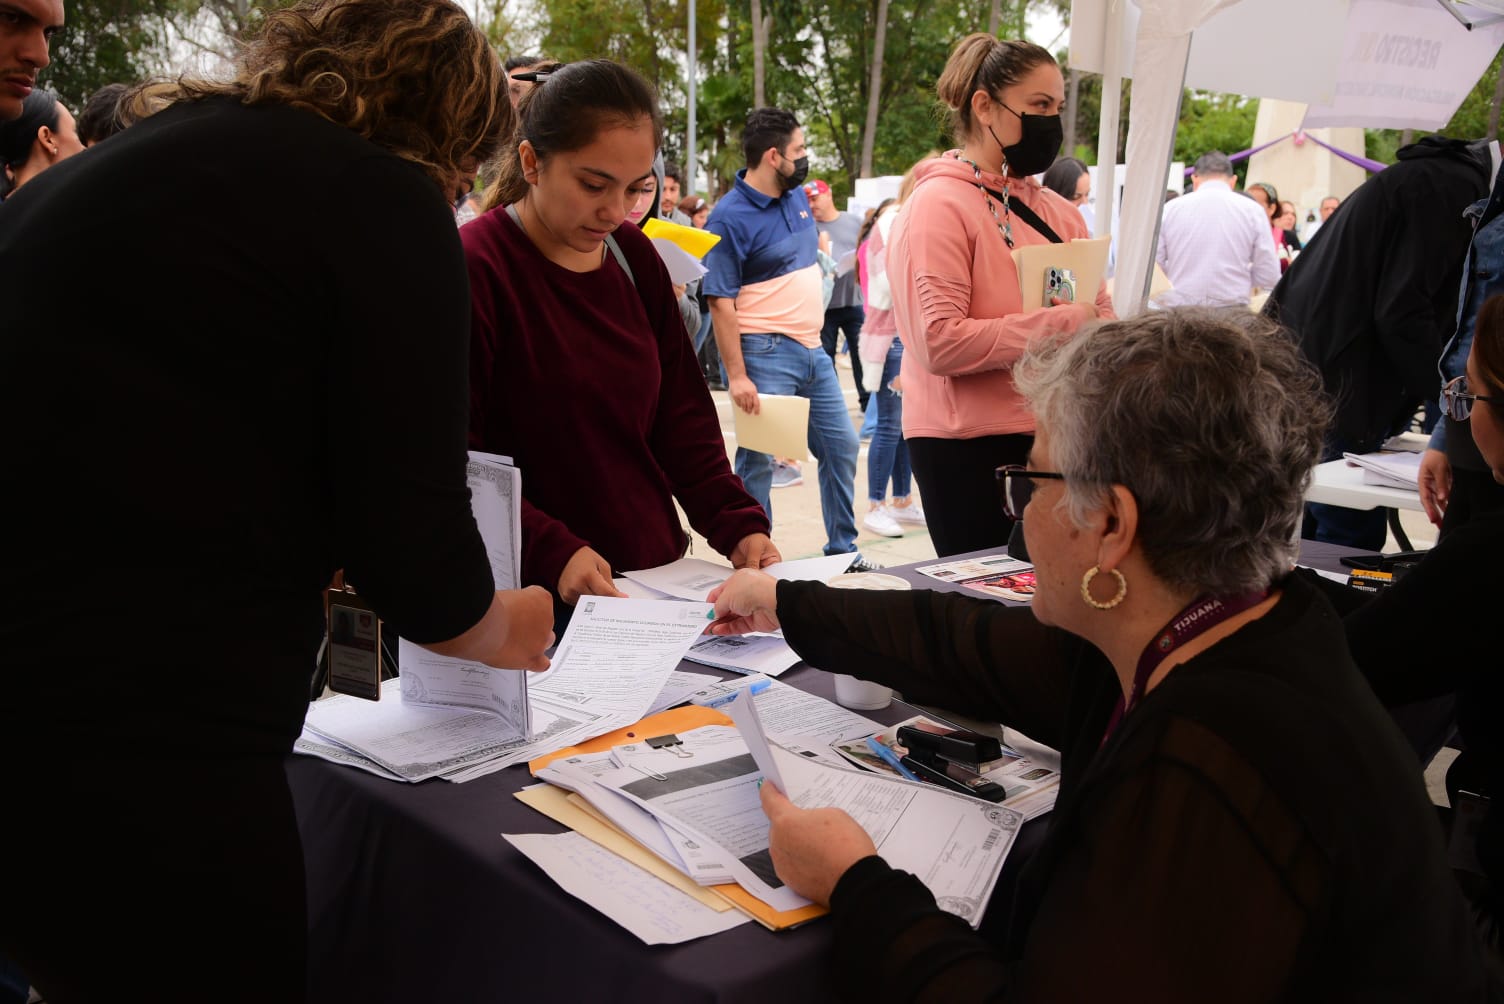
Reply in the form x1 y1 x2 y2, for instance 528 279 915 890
1094 0 1125 241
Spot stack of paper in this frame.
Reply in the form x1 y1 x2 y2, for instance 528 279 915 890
297 596 715 782
916 554 1037 602
513 681 1021 945
1342 451 1422 489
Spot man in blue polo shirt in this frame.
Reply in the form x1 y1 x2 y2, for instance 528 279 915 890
703 107 863 564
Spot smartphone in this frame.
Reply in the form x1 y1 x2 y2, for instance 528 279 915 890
1044 266 1077 304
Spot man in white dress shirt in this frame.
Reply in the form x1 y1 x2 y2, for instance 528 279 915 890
1154 151 1280 308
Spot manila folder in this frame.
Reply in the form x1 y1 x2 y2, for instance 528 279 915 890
733 394 810 460
1012 236 1111 310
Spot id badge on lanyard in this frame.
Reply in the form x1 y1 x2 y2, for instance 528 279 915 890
325 587 383 701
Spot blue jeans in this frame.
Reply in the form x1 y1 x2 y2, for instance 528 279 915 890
693 310 713 355
820 305 868 409
736 334 858 556
867 339 911 502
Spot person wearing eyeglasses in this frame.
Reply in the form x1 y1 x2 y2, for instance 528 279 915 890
1315 291 1504 973
706 308 1487 998
1419 172 1504 535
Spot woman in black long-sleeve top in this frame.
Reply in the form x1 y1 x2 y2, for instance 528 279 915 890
0 4 554 1000
710 309 1490 1000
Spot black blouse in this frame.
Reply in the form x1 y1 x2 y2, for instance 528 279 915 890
0 98 496 755
774 573 1486 1001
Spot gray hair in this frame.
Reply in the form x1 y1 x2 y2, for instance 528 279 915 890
1193 151 1233 177
1013 308 1329 596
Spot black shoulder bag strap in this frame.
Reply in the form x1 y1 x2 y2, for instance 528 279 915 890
505 202 637 287
982 186 1066 245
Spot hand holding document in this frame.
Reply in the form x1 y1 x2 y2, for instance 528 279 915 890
530 596 713 732
624 551 859 604
732 393 809 459
730 690 1023 927
1012 236 1111 311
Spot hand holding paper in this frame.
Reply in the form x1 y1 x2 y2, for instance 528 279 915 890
732 393 809 460
757 782 877 907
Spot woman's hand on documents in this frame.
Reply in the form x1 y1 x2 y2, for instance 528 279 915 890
706 569 781 635
760 782 876 907
558 546 627 606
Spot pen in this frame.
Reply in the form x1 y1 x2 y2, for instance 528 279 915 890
865 736 921 782
700 678 771 709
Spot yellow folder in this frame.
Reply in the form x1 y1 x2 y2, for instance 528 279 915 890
641 218 721 259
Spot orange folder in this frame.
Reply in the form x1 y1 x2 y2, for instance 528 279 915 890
527 704 829 930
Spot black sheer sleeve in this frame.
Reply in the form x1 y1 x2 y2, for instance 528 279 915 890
825 715 1327 1003
775 581 1086 751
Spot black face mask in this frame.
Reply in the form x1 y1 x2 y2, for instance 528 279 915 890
779 154 810 192
989 102 1063 178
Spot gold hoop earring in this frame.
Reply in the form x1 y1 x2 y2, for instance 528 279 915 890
1081 566 1127 610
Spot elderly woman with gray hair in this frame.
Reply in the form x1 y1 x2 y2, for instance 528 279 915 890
708 308 1489 999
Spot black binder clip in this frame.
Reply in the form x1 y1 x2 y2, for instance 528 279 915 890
646 734 693 758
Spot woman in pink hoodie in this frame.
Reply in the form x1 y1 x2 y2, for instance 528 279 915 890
889 33 1114 557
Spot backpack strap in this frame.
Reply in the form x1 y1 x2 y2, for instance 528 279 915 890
982 186 1066 244
505 202 637 288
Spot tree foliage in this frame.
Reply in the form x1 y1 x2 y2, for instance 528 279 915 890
39 0 176 110
529 0 1066 200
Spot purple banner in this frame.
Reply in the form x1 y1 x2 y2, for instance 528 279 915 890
1182 130 1387 177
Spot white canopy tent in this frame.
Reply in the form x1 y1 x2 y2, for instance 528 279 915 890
1068 0 1504 316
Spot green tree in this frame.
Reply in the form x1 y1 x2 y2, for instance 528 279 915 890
1173 90 1257 179
40 0 177 110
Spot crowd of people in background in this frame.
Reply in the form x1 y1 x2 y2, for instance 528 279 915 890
2 0 1500 999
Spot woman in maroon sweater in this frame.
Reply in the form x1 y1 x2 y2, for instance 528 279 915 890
465 60 776 620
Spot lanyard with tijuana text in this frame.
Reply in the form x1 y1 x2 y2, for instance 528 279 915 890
1101 591 1269 744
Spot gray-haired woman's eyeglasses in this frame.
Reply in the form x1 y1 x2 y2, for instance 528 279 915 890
996 465 1065 521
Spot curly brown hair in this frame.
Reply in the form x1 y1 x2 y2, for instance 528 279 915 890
123 0 510 195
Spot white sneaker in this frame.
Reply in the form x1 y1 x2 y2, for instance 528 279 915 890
889 502 927 527
863 505 903 537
